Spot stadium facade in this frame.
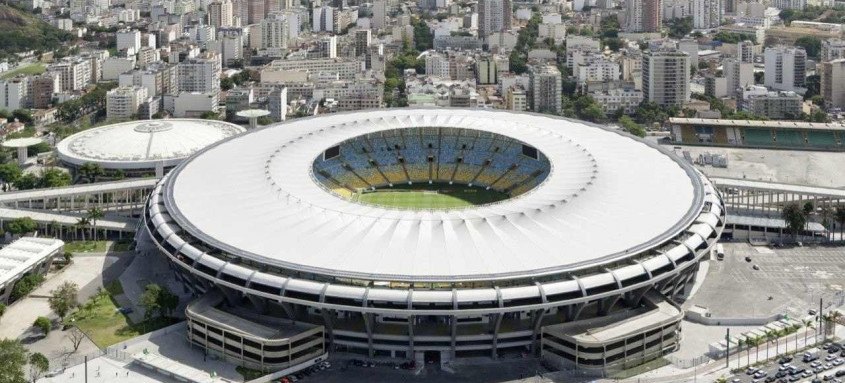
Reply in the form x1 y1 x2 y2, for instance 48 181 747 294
138 109 725 374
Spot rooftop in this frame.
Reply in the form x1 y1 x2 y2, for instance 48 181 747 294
0 237 63 289
162 109 705 282
56 119 244 169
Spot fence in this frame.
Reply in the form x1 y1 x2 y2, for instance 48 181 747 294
49 348 131 374
664 354 712 369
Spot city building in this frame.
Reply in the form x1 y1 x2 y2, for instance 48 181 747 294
821 39 845 62
0 77 29 111
820 59 845 111
591 88 644 115
625 0 661 33
116 29 142 54
723 58 755 98
207 0 234 28
764 46 807 92
49 58 93 91
106 85 149 120
30 73 60 109
177 53 222 94
505 87 527 111
477 0 511 38
742 91 803 119
692 0 722 29
642 50 690 107
529 65 562 114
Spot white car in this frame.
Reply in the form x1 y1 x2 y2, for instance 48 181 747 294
834 358 844 366
827 354 837 361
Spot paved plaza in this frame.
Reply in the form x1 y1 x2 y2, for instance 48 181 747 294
686 243 845 320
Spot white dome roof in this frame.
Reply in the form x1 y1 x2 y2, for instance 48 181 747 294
56 119 245 170
162 109 705 282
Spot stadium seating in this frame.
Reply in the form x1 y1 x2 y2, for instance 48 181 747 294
742 128 774 147
807 131 839 148
775 131 805 147
312 127 552 199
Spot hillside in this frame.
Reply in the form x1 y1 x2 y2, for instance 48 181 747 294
0 5 73 60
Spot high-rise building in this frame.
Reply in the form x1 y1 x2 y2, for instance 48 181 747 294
260 14 289 49
372 0 387 30
528 64 562 114
49 58 93 91
209 28 244 66
821 39 845 62
247 0 265 24
177 52 222 94
31 73 60 109
312 6 335 32
625 0 661 32
319 35 338 59
764 46 807 92
642 50 690 107
208 0 234 28
820 59 845 110
268 87 288 121
723 58 754 98
477 0 511 38
106 86 149 120
692 0 722 29
116 29 142 54
354 29 371 57
0 77 29 111
738 40 755 63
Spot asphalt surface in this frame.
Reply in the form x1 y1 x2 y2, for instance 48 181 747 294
728 342 845 383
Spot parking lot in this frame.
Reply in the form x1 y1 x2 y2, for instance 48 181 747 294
728 341 845 383
686 243 845 320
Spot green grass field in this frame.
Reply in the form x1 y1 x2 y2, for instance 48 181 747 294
357 183 508 209
0 63 45 79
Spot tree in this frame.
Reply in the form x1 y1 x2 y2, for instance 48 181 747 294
78 162 104 183
66 326 86 351
10 274 44 301
764 329 776 360
140 283 179 320
782 203 807 240
75 217 90 241
803 318 814 347
86 208 103 241
33 316 51 336
5 217 38 235
618 116 647 137
48 282 79 321
199 111 219 120
795 36 822 59
803 201 814 215
666 17 693 39
835 207 845 241
0 162 22 186
39 168 71 188
140 283 163 321
0 303 6 318
29 352 49 382
0 339 28 383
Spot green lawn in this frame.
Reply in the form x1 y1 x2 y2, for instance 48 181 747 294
357 183 509 209
609 357 671 379
64 240 109 253
1 63 45 79
69 285 176 348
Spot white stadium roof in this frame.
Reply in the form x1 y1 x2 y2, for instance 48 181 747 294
0 237 64 289
56 120 245 170
163 109 704 282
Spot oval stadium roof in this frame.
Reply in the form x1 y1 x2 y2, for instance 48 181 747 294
56 119 245 170
162 109 705 282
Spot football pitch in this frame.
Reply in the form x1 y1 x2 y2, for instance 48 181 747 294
356 183 509 209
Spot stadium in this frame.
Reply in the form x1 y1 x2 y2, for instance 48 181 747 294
138 109 726 374
55 119 245 176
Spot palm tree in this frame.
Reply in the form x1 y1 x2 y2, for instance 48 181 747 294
793 324 801 351
75 217 90 241
836 207 845 242
804 318 814 347
745 337 755 366
824 311 842 340
765 329 777 361
86 208 103 241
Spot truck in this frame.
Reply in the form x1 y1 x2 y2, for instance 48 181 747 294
715 244 725 260
803 348 820 362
